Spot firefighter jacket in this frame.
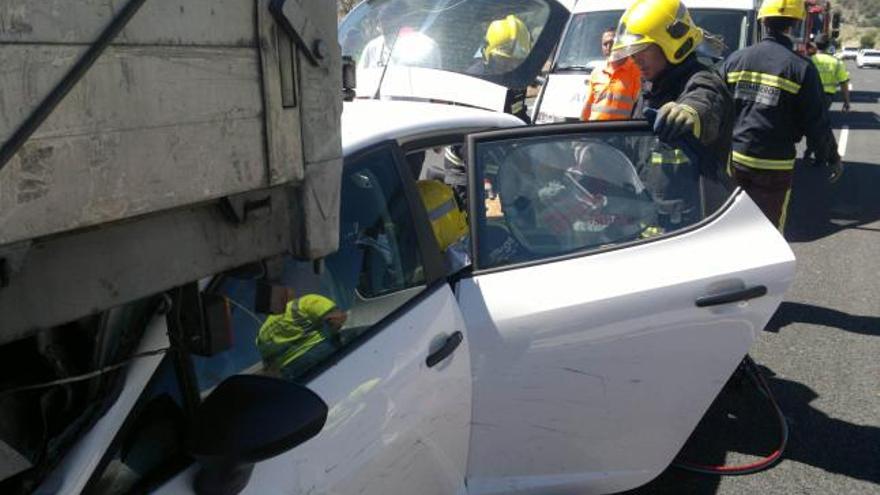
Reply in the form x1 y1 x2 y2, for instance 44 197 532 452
721 32 838 170
582 57 641 121
633 54 734 169
632 54 733 224
812 52 850 95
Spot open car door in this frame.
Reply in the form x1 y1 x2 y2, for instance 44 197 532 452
457 122 796 495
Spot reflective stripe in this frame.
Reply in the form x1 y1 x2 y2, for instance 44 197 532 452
591 105 632 116
726 71 801 94
651 149 690 165
428 198 456 222
778 187 792 232
731 150 795 170
609 94 637 104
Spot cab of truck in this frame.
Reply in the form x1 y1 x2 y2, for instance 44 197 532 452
532 0 761 123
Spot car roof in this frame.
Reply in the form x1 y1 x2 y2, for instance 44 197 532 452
572 0 756 14
342 100 525 155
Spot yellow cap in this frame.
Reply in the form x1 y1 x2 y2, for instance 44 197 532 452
611 0 703 65
416 180 468 252
757 0 806 20
485 14 532 61
297 294 336 322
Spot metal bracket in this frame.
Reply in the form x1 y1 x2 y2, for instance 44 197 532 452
269 0 328 67
220 191 273 224
0 242 31 288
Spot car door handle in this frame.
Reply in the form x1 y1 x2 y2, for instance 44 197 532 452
426 331 464 368
695 285 768 307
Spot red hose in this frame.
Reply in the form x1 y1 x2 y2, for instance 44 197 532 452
671 356 789 476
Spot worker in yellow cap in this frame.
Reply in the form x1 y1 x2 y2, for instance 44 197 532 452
721 0 842 230
610 0 733 224
256 293 347 379
468 14 533 122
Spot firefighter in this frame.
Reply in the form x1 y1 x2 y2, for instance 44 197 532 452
805 33 851 165
256 293 348 379
610 0 733 225
416 180 471 273
720 0 843 230
468 14 533 122
581 28 642 121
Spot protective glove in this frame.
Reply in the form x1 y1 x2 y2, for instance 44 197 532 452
653 102 699 142
828 157 844 183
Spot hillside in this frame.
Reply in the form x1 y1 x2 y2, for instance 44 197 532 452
835 0 880 47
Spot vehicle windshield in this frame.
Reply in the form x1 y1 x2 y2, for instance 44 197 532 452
554 9 750 72
339 0 557 90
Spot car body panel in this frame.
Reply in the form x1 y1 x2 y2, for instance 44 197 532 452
150 285 472 495
460 191 795 495
343 100 525 155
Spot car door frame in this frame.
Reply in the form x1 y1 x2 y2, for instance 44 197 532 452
458 120 795 494
76 139 460 494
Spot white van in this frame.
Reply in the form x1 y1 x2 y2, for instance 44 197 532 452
533 0 761 123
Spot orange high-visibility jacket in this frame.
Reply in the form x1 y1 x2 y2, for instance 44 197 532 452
581 57 641 121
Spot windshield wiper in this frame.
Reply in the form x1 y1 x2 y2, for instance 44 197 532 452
554 64 594 72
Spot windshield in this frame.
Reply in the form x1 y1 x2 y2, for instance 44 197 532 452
554 9 749 72
555 10 623 71
340 0 561 89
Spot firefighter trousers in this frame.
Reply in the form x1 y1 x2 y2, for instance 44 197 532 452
730 164 793 231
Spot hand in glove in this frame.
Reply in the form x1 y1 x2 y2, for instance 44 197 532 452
828 157 844 183
654 102 699 142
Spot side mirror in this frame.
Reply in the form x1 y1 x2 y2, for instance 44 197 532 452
188 375 328 495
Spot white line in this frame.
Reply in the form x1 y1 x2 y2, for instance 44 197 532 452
838 125 849 157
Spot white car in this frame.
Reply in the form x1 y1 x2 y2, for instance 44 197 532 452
20 2 795 495
533 0 761 123
837 46 858 60
856 49 880 68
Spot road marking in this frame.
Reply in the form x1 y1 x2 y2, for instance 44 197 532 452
838 126 849 157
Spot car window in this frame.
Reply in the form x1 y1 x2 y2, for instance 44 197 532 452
470 128 732 269
189 145 428 389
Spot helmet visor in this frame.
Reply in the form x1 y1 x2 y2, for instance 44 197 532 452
609 32 650 62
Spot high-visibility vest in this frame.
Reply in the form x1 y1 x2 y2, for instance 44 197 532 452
811 53 849 95
581 57 641 121
256 295 337 374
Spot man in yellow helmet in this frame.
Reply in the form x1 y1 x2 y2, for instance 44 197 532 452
610 0 734 222
720 0 843 230
468 14 533 122
256 293 347 380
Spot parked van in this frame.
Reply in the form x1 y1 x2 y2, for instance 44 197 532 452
533 0 760 123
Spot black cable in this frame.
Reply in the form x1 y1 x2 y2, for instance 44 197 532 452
0 0 149 171
0 347 170 396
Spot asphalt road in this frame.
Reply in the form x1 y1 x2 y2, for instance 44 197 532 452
619 60 880 495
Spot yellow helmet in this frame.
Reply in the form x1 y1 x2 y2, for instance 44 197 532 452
297 294 336 322
484 14 532 61
416 180 468 252
757 0 805 20
611 0 704 65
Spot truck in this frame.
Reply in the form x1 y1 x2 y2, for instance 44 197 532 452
532 0 762 123
0 0 344 491
792 0 842 55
